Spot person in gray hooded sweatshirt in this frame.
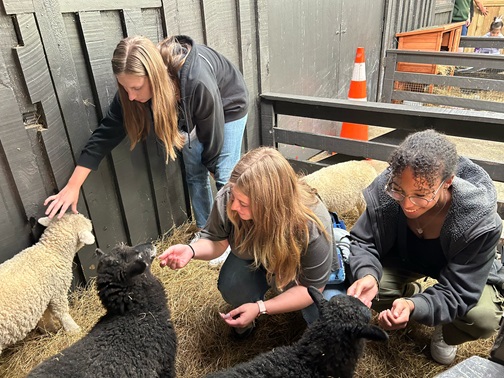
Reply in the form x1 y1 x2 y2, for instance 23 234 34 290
347 129 503 365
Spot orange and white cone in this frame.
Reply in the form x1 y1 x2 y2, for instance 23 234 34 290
340 47 368 141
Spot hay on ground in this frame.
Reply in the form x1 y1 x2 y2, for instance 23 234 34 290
0 221 497 378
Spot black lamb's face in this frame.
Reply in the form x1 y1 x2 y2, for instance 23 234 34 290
328 294 372 323
96 242 157 280
307 287 388 343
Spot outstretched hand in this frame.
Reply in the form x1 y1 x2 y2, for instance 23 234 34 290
44 184 80 219
377 298 413 330
219 302 260 329
158 244 193 270
346 275 379 308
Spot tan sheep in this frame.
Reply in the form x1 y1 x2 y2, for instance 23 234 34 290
0 213 94 355
303 159 388 217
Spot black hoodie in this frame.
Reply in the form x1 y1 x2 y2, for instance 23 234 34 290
78 35 248 173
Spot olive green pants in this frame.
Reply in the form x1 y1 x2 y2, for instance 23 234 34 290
371 265 504 345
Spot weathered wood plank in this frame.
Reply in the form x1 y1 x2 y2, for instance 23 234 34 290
237 0 260 150
79 11 159 245
166 155 191 226
65 17 127 274
256 0 270 93
59 0 161 13
123 9 144 37
381 53 398 103
140 8 164 42
161 0 203 41
387 49 504 70
202 0 239 65
160 0 180 35
0 147 32 264
260 100 276 147
460 36 504 49
0 82 47 219
2 0 34 14
32 3 128 279
393 71 504 91
391 90 504 113
14 14 74 190
144 134 175 234
276 129 504 182
275 128 394 161
261 93 504 142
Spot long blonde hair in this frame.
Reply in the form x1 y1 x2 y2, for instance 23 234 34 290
111 36 184 162
157 36 190 100
227 147 328 289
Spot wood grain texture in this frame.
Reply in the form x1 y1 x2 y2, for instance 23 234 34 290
14 14 74 191
1 0 34 14
59 0 161 13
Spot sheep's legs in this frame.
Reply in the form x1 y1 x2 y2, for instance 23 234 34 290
49 296 80 333
37 308 59 333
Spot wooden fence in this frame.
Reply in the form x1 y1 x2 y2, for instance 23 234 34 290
260 93 504 216
380 49 504 112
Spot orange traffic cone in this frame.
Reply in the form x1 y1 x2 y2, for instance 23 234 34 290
340 47 368 141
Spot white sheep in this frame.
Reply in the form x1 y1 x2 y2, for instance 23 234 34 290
0 213 94 355
303 159 387 217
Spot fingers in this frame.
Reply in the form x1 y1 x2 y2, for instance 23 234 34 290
71 203 79 214
378 309 407 330
43 195 57 207
346 282 362 298
158 247 189 270
57 202 71 219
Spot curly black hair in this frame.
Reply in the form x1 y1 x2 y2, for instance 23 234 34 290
388 129 458 189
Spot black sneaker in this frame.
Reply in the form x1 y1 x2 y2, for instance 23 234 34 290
231 322 255 340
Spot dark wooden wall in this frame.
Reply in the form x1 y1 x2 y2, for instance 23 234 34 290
0 0 462 282
0 0 261 281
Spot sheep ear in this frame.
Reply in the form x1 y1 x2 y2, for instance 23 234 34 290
356 325 389 342
126 260 147 278
95 248 105 257
307 286 325 314
38 217 52 227
78 231 95 245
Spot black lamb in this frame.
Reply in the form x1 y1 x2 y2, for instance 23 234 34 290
28 242 177 378
207 287 388 378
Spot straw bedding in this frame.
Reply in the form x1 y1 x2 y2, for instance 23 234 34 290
0 221 496 378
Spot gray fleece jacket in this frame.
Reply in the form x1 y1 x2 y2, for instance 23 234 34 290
348 156 503 326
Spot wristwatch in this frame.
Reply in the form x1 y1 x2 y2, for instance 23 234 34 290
256 300 267 317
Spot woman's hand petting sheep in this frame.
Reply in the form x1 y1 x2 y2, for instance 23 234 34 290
44 183 81 219
158 244 193 269
44 165 91 219
346 274 378 308
377 298 414 330
219 303 259 329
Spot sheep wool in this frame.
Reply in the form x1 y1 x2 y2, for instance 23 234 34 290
206 287 388 378
0 213 94 355
28 242 177 378
303 160 386 217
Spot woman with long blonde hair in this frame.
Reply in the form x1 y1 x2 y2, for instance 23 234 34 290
44 35 248 231
159 147 345 337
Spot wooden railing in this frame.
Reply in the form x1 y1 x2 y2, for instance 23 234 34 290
260 92 504 215
381 49 504 113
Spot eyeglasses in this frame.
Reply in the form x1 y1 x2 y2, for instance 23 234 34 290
385 178 445 207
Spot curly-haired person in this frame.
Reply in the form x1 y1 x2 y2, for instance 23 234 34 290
347 129 504 365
